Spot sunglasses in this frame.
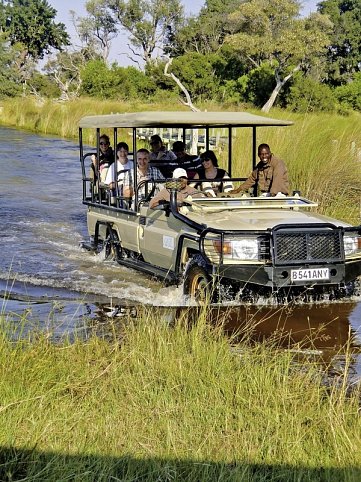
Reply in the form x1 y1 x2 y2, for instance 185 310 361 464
100 142 109 146
202 158 211 162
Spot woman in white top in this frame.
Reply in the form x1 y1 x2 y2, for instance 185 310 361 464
191 150 233 197
104 142 134 191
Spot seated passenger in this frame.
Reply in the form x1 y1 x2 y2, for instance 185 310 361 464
191 150 233 197
230 143 289 196
104 142 134 191
149 134 177 178
172 141 202 179
90 134 114 184
122 148 165 199
149 168 204 209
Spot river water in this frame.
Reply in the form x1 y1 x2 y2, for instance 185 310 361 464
0 126 360 379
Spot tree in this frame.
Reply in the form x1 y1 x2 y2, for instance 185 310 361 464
0 32 22 97
1 0 70 70
71 0 118 63
102 0 184 64
44 50 85 101
169 52 220 101
225 0 332 112
167 0 244 56
164 58 200 111
318 0 361 85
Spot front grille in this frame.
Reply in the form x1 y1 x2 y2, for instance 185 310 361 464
273 229 343 265
259 237 271 260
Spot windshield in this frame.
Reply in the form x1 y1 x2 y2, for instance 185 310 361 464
188 196 318 212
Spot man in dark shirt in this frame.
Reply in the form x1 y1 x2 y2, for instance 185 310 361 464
172 141 202 179
149 134 177 178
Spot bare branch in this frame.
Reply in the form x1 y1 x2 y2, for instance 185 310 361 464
164 58 200 112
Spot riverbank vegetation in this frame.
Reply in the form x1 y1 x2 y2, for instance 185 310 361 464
0 310 360 481
1 1 361 114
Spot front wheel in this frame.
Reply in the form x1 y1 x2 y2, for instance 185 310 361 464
183 256 214 304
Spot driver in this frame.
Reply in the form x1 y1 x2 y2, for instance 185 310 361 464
231 143 289 196
149 168 203 209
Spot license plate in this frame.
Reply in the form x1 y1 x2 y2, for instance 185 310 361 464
291 268 330 282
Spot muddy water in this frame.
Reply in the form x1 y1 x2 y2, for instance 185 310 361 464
0 127 360 379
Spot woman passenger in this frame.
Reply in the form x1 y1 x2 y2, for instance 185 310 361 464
191 150 233 197
104 142 134 190
90 134 114 183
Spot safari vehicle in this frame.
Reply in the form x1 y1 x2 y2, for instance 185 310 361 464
79 111 361 302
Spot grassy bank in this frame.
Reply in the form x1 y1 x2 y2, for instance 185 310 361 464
0 98 360 223
0 311 360 481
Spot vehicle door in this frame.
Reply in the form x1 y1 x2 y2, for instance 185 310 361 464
138 205 181 270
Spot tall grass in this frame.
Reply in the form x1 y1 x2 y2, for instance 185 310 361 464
0 98 360 223
230 109 361 223
0 309 360 481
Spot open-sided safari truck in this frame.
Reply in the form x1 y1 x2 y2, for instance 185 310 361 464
79 111 361 303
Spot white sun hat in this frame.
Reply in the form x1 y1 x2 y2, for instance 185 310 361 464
173 168 188 179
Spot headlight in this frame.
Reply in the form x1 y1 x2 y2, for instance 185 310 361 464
213 238 259 260
344 235 361 256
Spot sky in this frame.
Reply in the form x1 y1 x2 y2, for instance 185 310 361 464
47 0 319 66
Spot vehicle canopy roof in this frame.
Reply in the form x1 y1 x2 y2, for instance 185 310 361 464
79 111 293 129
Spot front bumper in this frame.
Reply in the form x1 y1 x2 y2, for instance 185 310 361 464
213 262 354 289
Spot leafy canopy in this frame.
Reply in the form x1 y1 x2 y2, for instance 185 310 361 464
318 0 361 84
99 0 184 63
224 0 332 111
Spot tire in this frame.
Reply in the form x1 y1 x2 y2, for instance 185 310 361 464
104 229 123 262
183 255 214 304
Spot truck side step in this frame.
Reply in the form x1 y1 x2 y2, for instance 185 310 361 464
117 257 178 284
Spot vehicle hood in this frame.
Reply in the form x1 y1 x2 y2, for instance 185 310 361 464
187 208 352 231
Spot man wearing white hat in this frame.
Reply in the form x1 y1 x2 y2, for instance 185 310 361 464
149 168 203 209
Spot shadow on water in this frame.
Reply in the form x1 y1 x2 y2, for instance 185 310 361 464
0 446 360 481
92 300 361 383
95 301 361 350
2 278 361 379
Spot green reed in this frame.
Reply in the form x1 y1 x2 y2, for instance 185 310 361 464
0 308 360 481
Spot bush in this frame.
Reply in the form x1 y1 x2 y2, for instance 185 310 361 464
334 72 361 112
28 72 60 99
286 76 336 113
0 73 21 98
170 52 221 101
80 60 156 100
241 63 276 107
0 42 21 98
217 76 249 104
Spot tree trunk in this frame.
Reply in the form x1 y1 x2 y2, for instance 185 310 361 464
164 58 200 112
261 80 284 113
261 65 301 113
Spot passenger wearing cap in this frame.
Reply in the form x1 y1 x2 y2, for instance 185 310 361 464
149 134 177 178
149 168 202 209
